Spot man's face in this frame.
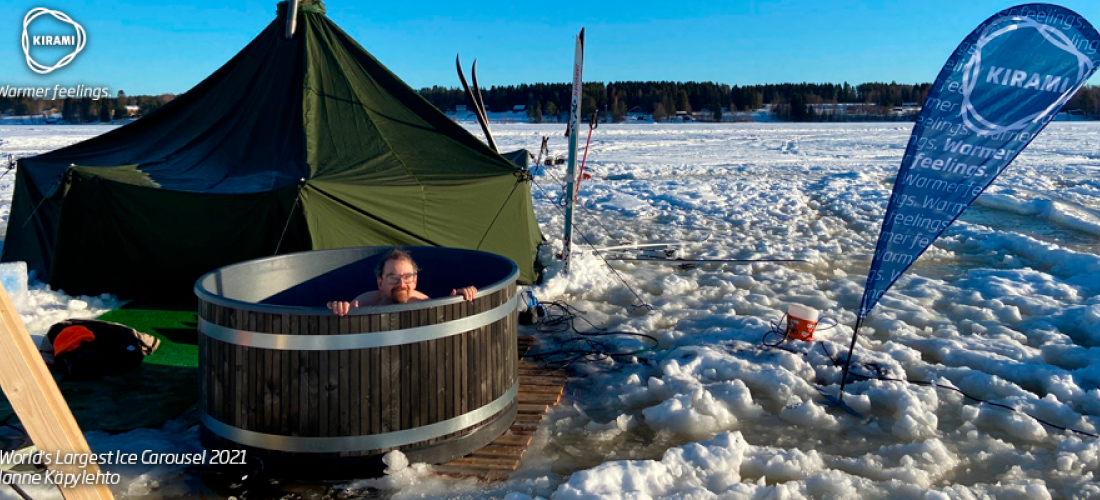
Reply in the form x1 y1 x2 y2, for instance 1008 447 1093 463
377 258 418 303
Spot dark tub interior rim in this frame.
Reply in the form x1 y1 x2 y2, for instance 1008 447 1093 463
194 246 519 316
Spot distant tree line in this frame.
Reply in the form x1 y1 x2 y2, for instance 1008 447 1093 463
422 81 1100 123
4 83 1099 123
419 81 940 122
1065 85 1100 118
0 92 175 123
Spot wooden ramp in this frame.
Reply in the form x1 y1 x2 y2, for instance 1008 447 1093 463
433 335 566 481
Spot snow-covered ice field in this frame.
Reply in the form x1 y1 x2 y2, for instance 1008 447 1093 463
2 122 1100 499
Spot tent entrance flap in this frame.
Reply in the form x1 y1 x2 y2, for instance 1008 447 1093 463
50 174 309 303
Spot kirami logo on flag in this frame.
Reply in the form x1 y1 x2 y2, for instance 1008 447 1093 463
960 15 1094 136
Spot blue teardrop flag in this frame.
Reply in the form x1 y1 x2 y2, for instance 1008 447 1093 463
859 4 1100 318
836 4 1100 404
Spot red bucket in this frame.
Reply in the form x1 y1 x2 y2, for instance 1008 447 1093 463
786 304 819 341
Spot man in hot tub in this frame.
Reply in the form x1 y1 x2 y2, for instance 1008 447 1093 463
326 247 477 316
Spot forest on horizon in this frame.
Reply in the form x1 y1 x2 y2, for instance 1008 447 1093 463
3 81 1100 123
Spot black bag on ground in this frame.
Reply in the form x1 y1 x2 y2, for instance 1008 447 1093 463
46 319 159 379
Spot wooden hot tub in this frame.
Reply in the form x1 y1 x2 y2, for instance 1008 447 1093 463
193 246 519 477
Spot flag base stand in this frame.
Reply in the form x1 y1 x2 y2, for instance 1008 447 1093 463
817 388 867 421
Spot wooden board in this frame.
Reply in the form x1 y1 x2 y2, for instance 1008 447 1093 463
518 393 562 405
435 336 567 482
490 434 533 447
513 414 544 425
517 375 569 386
519 384 565 395
0 287 115 500
432 465 511 482
469 444 526 459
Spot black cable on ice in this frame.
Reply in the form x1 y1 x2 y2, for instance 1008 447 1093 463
530 178 653 310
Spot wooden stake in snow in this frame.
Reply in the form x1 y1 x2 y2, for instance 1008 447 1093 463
0 286 115 500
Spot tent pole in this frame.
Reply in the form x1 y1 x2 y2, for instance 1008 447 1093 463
285 0 300 39
274 180 306 255
837 315 865 404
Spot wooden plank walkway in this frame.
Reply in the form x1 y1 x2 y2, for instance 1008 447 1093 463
434 335 566 481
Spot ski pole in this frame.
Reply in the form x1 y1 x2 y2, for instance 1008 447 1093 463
533 136 548 175
575 111 598 202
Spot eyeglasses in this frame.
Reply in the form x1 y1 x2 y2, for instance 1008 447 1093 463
382 273 417 284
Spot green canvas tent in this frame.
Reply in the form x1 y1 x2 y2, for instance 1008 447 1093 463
2 1 543 303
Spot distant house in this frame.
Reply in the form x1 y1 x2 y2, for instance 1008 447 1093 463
512 105 526 113
125 105 140 117
1055 109 1087 121
691 108 718 121
451 104 479 122
893 102 921 115
809 102 872 117
626 106 651 122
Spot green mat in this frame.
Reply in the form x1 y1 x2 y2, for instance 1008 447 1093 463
0 304 200 432
97 305 199 368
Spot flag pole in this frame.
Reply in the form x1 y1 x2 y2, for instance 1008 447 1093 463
837 315 865 404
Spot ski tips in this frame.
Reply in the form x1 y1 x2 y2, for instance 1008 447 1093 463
455 53 497 152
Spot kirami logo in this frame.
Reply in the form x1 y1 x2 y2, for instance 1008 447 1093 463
959 15 1093 135
984 66 1071 93
21 8 86 74
32 35 77 45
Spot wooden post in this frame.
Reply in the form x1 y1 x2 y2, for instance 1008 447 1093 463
0 286 115 500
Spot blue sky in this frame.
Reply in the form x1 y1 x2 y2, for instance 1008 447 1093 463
3 0 1100 96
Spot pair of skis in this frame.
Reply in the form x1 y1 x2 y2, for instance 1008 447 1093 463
533 136 550 174
562 28 585 275
456 55 497 153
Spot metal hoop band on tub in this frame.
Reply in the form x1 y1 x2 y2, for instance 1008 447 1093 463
198 294 517 351
200 382 519 453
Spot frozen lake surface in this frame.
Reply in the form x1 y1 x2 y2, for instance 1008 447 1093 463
1 122 1099 499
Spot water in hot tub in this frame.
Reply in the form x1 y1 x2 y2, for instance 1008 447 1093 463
2 122 1100 499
